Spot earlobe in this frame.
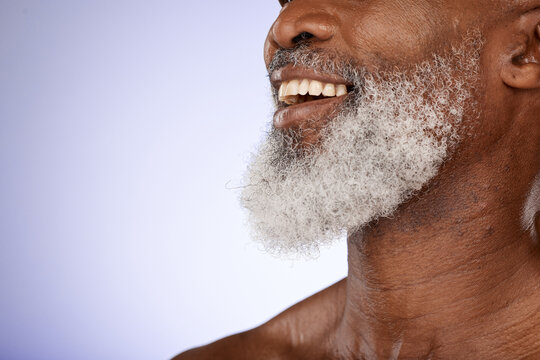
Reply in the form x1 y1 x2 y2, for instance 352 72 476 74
501 21 540 89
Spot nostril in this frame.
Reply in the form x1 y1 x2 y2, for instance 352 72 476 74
292 32 314 45
269 11 336 49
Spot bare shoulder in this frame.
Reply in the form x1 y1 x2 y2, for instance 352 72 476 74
172 278 347 360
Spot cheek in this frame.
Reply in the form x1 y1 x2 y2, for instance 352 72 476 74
342 1 449 66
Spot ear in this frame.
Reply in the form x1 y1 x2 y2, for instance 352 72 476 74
500 10 540 89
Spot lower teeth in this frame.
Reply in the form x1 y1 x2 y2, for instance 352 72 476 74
281 94 328 105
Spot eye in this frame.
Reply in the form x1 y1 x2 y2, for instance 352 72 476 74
278 0 291 6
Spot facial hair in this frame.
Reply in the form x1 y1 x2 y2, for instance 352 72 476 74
241 37 481 256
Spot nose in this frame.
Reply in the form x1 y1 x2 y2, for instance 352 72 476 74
265 2 338 58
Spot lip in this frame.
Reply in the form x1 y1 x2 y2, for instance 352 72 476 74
273 94 348 129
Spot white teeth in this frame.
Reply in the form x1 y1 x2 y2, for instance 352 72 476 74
279 81 288 98
336 84 347 97
322 83 336 97
308 80 323 96
278 79 349 103
285 80 299 96
284 96 297 105
298 79 310 95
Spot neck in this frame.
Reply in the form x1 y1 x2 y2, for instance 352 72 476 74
333 146 540 359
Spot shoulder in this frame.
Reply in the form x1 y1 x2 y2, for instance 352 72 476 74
172 278 347 360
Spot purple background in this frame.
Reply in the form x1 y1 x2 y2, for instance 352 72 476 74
0 1 347 359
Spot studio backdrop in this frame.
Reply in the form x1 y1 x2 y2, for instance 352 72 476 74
0 1 347 359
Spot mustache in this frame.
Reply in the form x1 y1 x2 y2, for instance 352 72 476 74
267 45 365 85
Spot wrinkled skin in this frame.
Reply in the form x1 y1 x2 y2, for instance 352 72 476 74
175 0 540 359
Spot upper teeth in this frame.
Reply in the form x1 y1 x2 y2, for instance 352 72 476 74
278 79 348 104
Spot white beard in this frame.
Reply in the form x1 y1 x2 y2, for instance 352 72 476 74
241 40 481 255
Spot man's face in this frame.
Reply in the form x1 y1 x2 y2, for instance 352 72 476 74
240 0 488 254
263 0 492 143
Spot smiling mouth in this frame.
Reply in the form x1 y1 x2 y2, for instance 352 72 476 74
278 79 350 105
270 66 355 130
273 78 353 129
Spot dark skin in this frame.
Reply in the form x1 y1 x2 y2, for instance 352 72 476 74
175 0 540 358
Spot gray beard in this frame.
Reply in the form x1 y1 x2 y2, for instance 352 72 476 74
241 38 481 256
